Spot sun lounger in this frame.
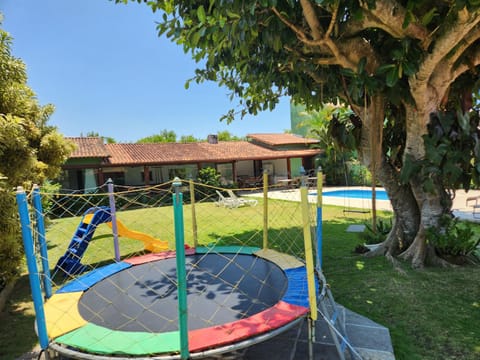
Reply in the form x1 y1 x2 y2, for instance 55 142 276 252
226 190 258 207
215 190 242 208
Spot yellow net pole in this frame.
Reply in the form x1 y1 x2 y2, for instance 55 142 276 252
300 186 318 320
189 179 198 248
262 170 269 249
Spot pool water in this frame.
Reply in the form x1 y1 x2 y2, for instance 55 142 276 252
312 189 389 201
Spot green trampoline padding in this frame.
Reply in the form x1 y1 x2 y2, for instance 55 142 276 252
56 323 180 355
195 245 260 254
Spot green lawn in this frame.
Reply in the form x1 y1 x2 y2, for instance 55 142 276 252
0 201 479 360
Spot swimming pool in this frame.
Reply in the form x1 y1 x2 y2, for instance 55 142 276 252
312 189 389 201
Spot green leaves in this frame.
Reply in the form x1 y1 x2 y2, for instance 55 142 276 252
197 5 206 23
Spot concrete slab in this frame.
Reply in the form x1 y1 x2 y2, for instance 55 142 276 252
244 305 395 360
346 224 366 232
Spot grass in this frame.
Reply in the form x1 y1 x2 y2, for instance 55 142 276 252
0 201 479 360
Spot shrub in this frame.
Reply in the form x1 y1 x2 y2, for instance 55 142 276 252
0 190 22 288
426 215 480 259
197 167 221 187
359 218 392 245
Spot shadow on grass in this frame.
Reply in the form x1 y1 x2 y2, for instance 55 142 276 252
0 275 39 360
207 226 306 259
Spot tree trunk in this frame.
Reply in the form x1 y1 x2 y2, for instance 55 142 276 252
354 97 420 258
366 156 420 257
397 105 452 268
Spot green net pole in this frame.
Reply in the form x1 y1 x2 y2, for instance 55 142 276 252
173 178 189 359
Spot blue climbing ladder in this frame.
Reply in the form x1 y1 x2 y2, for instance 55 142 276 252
55 206 112 276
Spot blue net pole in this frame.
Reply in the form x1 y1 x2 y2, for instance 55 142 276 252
32 185 52 299
316 167 323 269
16 186 49 350
173 178 189 359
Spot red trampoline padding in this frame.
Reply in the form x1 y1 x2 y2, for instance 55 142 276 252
124 248 196 265
188 300 309 352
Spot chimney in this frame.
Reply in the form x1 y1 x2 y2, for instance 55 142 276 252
207 134 218 144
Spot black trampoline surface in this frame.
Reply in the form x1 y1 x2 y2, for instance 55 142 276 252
78 253 288 333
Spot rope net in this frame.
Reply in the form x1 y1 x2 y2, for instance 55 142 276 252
24 178 319 358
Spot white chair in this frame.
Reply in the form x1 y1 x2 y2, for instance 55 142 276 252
226 190 258 207
215 190 242 208
466 195 480 218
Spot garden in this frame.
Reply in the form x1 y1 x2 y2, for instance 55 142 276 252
0 180 479 359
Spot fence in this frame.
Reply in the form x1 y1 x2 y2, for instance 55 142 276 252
16 172 326 359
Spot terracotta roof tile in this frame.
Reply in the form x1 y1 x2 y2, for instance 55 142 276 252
103 141 320 166
67 137 110 158
247 133 319 146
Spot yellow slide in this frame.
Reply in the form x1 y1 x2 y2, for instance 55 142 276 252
107 220 169 253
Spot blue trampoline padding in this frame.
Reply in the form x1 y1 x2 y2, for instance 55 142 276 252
57 262 132 293
195 246 261 254
282 266 318 308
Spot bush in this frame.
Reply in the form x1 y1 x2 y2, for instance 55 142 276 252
197 167 221 187
427 215 480 259
196 167 221 199
359 218 392 245
0 190 22 287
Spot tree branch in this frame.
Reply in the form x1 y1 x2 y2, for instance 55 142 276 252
325 1 339 38
271 7 309 42
342 0 428 45
435 46 480 93
447 24 480 66
411 7 480 102
314 57 341 65
299 0 324 40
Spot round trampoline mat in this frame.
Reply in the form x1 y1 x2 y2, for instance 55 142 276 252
78 253 288 333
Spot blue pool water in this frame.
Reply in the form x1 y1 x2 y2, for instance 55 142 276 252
312 189 389 201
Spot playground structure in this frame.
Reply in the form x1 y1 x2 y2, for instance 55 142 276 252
55 206 169 276
16 172 357 359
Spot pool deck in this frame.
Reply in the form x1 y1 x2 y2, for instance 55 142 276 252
264 186 480 221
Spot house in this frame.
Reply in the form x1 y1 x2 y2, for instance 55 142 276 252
60 133 321 190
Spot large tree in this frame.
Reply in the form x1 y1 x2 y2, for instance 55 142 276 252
137 129 177 143
0 27 74 284
126 0 480 267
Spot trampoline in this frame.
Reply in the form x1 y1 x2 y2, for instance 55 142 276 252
44 247 316 359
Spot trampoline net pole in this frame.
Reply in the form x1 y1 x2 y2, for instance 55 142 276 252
189 179 198 248
107 178 121 262
262 169 269 249
173 179 189 359
32 184 52 299
316 166 323 270
16 187 50 351
300 186 318 319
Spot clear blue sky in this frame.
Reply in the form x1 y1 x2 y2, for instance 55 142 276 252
1 0 292 143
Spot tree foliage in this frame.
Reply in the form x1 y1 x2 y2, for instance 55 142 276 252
136 129 177 143
216 130 243 141
83 131 116 144
125 0 480 267
0 27 74 285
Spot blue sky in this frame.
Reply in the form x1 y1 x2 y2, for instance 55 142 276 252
1 0 291 142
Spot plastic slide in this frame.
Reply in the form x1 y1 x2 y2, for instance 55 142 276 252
107 220 169 252
55 206 113 276
55 206 169 276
